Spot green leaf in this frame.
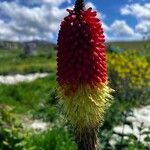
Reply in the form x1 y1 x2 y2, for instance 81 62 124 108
144 136 150 142
141 131 150 135
124 121 133 129
128 134 138 141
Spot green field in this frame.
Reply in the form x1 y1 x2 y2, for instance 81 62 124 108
0 44 56 75
0 41 150 150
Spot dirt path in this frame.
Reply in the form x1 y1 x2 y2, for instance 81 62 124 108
0 73 49 84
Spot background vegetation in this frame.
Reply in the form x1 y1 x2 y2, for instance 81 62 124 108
0 41 150 150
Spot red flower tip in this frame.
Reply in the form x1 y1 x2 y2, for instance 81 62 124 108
57 0 107 91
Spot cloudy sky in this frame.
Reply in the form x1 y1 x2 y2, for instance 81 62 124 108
0 0 150 42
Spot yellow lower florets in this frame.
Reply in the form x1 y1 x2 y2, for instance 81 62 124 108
58 84 113 131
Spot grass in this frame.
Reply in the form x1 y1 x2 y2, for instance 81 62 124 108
0 73 56 114
0 45 57 119
107 40 150 50
0 47 56 75
26 127 76 150
0 56 56 75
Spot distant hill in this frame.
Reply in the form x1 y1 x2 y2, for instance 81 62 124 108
0 41 20 50
107 40 150 50
0 40 56 51
0 40 150 51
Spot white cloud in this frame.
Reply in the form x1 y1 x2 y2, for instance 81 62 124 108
121 3 150 36
102 23 110 32
121 7 131 15
110 20 134 36
85 2 105 20
85 2 96 10
121 3 150 20
135 20 150 34
0 0 69 41
0 20 16 41
0 0 108 42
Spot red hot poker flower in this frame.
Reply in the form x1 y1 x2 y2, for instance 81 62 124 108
57 6 107 92
57 0 113 131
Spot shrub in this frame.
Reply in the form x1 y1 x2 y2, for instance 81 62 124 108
100 107 150 150
107 50 150 101
26 127 76 150
0 105 76 150
34 89 59 122
0 105 27 150
106 44 124 53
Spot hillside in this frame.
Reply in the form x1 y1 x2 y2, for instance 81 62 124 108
1 40 150 51
0 40 56 51
107 40 150 50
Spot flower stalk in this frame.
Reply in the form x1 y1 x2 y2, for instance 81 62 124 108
75 127 100 150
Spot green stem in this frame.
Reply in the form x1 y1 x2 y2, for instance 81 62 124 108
75 127 100 150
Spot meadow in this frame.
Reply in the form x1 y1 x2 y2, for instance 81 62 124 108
0 41 150 150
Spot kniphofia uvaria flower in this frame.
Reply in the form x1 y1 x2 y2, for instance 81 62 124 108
57 0 113 149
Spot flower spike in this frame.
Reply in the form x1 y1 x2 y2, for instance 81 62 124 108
57 0 113 149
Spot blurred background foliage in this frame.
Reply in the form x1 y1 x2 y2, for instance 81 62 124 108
0 40 150 150
108 50 150 101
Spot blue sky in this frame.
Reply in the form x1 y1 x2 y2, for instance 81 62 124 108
0 0 150 42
